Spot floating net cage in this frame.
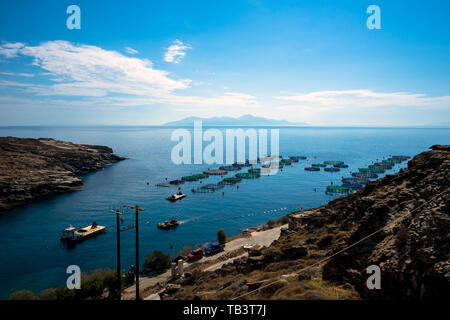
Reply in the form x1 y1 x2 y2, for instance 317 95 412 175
182 173 209 181
220 177 241 184
236 172 261 179
233 162 252 168
383 159 401 164
248 168 261 173
192 183 224 193
219 165 241 171
155 182 171 187
333 164 349 168
305 167 320 171
391 155 410 161
312 163 327 168
262 163 284 169
169 179 185 186
326 185 349 193
324 161 344 165
369 163 393 170
280 160 292 165
324 167 340 172
342 183 363 189
289 156 307 161
342 177 370 184
203 169 228 176
352 172 378 179
359 167 385 174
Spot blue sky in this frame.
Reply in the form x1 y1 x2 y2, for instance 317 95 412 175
0 0 449 126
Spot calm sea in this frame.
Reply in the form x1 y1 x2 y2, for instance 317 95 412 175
0 126 448 298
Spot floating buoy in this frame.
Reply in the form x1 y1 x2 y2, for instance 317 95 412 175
45 246 48 251
314 188 317 192
237 185 239 189
121 217 124 222
222 192 224 196
146 182 149 185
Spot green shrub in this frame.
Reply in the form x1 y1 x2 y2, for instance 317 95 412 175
266 219 276 228
143 250 171 273
217 229 227 244
9 290 38 300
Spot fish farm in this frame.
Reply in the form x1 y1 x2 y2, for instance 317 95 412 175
219 165 241 171
203 169 228 175
352 172 378 179
155 153 409 201
182 173 209 181
236 172 261 179
191 183 224 193
324 160 344 165
220 177 241 184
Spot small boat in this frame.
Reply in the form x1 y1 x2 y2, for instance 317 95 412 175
166 192 186 201
157 217 180 230
61 222 106 243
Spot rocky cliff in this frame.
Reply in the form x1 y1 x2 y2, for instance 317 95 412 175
0 137 125 211
162 145 449 300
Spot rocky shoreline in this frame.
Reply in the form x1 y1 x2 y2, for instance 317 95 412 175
0 137 125 211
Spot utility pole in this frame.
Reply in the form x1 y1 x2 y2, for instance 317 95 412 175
116 209 121 300
126 204 144 300
110 207 122 300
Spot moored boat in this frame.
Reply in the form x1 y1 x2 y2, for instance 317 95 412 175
61 222 106 243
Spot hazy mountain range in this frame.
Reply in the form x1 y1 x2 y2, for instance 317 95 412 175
163 114 308 127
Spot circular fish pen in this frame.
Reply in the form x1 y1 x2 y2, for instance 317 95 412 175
342 183 363 189
203 169 228 176
369 163 393 170
248 168 261 173
333 164 349 168
312 163 326 168
169 179 185 186
383 159 401 164
289 156 307 161
342 177 370 184
359 167 385 174
280 159 292 166
351 172 378 179
326 185 349 193
324 167 340 172
305 167 320 171
236 172 261 179
220 177 241 184
391 155 410 161
192 183 224 193
219 165 241 171
324 161 344 166
262 163 283 169
182 173 209 181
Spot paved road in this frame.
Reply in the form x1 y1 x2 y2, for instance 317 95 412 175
122 225 286 300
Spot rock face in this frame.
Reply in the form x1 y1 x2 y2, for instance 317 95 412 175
321 144 450 299
0 137 125 211
162 145 449 300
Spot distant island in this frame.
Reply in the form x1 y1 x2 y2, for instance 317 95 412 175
163 114 308 127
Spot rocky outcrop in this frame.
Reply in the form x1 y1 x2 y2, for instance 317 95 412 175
0 137 125 211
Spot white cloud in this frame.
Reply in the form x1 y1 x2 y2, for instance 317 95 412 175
0 41 256 109
0 42 25 58
0 71 34 77
125 47 139 55
275 89 450 110
164 39 191 64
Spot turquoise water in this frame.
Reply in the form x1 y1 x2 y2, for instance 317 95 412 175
0 126 448 298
